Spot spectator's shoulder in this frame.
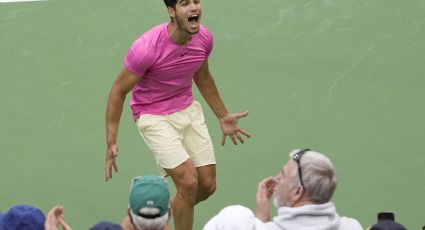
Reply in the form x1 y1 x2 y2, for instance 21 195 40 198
339 216 363 230
263 221 281 230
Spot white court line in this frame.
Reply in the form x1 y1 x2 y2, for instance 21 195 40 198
0 0 46 2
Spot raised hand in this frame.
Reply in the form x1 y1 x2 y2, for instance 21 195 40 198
44 205 72 230
255 177 277 222
219 111 251 145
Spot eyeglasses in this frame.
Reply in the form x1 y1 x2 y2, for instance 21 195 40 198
291 149 310 188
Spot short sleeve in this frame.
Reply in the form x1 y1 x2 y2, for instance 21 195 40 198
124 38 155 77
205 30 213 57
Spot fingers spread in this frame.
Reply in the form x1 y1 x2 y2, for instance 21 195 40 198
239 129 251 138
230 135 237 145
235 133 244 144
237 111 249 118
221 134 226 145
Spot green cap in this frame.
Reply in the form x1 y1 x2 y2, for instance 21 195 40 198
129 175 170 218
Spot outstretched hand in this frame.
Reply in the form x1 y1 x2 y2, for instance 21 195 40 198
105 144 119 181
219 111 251 145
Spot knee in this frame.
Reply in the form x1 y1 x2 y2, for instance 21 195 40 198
204 179 216 196
199 178 216 201
177 176 199 203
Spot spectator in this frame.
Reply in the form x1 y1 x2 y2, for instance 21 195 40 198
0 204 71 230
91 175 171 230
366 212 406 230
203 205 265 230
368 221 406 230
0 205 45 230
126 175 171 230
255 148 363 230
90 221 123 230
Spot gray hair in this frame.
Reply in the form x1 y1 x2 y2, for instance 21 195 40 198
289 149 338 204
130 207 169 230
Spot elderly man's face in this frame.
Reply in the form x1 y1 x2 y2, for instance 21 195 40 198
274 160 299 207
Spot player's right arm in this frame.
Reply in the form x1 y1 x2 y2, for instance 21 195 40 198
105 67 139 181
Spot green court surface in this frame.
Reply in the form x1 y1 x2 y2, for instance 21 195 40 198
1 0 424 229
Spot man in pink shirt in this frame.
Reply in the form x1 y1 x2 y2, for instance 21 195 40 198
105 0 250 229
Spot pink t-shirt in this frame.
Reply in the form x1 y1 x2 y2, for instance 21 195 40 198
125 23 213 120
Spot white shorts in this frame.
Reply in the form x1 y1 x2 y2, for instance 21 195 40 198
136 101 216 176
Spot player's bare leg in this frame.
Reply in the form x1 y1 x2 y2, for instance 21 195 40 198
195 164 216 204
166 160 198 230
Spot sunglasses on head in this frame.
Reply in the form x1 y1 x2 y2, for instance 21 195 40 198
291 149 310 188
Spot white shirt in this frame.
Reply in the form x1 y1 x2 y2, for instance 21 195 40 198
265 202 363 230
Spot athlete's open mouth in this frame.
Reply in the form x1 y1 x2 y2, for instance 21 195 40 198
188 14 199 24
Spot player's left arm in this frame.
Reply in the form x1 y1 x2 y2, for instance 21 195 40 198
193 60 251 145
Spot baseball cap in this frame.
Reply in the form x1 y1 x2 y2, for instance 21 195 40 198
0 205 45 230
370 220 407 230
203 205 266 230
129 175 170 218
89 221 123 230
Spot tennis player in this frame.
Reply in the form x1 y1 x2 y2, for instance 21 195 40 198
104 0 250 229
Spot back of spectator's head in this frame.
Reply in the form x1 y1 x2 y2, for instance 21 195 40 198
290 149 338 204
90 221 123 230
370 220 406 230
203 205 265 230
369 212 406 230
0 205 45 230
128 175 170 230
274 149 338 207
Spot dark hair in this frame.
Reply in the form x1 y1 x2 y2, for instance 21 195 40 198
163 0 177 9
